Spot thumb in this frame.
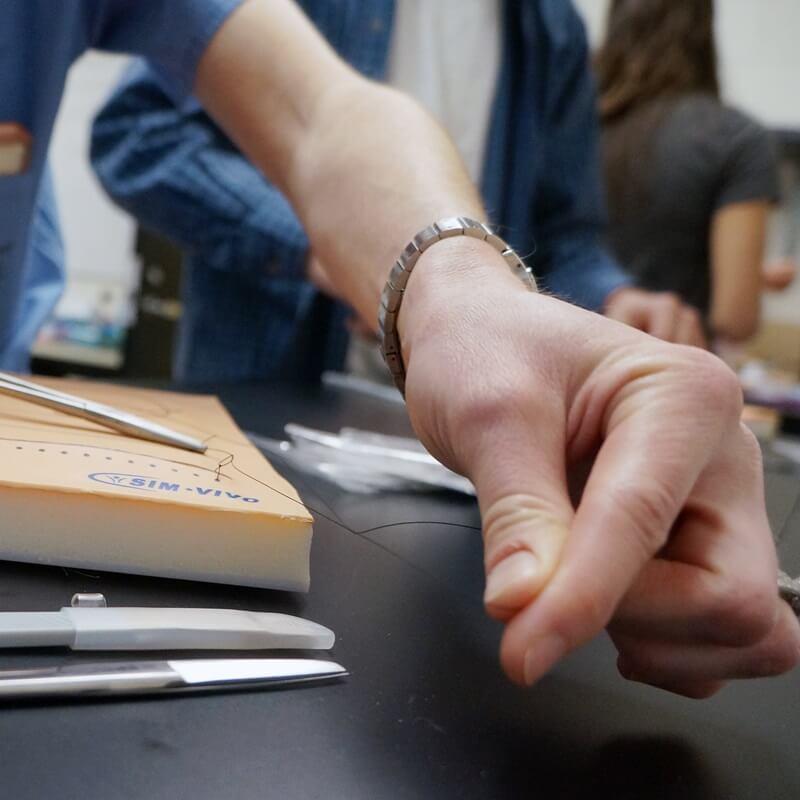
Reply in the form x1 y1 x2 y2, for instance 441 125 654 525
468 405 574 622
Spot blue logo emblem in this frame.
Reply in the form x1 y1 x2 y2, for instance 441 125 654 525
89 472 158 490
87 473 259 503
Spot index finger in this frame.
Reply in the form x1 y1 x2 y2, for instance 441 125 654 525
499 356 742 685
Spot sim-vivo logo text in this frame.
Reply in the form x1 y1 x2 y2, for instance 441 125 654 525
87 473 260 503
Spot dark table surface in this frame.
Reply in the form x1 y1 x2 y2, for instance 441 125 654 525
0 380 798 800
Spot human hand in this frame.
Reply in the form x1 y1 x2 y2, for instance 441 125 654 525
398 238 800 698
605 287 707 348
307 252 374 337
307 252 338 298
763 258 797 292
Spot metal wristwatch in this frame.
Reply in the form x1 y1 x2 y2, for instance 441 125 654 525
379 216 536 394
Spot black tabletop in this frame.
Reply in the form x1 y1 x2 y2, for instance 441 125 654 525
0 381 798 800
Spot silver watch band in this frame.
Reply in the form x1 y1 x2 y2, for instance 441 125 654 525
378 216 536 394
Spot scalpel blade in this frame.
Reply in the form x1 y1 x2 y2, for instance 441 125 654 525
0 658 347 700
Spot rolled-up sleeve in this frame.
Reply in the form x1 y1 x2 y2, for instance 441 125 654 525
89 0 243 99
542 235 631 312
714 111 780 210
91 61 308 282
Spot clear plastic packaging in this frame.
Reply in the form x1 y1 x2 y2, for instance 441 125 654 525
248 425 475 495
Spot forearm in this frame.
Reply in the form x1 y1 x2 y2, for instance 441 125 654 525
288 81 486 322
710 202 768 341
195 0 486 326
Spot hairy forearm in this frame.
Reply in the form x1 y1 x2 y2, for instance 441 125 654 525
287 79 485 320
195 0 487 325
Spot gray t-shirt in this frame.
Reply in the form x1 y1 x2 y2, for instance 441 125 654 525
603 94 779 314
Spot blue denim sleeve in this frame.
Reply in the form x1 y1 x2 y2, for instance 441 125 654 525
89 0 242 99
541 235 630 311
90 60 308 282
531 1 631 311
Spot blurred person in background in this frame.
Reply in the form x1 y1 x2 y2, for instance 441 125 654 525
90 0 707 385
596 0 779 343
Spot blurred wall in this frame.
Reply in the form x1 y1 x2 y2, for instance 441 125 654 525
48 52 138 291
573 0 800 128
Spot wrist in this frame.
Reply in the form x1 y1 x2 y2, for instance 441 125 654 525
378 217 536 393
397 236 531 362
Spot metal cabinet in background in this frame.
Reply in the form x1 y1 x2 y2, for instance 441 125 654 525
122 227 183 380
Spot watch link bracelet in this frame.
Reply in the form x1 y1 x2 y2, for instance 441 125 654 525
379 216 536 395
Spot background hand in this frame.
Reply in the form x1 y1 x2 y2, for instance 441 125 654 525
605 287 707 348
307 252 374 337
763 258 797 292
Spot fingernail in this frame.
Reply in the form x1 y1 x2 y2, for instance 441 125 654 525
523 634 566 686
484 551 541 610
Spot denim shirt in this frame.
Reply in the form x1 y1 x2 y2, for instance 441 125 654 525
0 0 242 371
90 0 631 382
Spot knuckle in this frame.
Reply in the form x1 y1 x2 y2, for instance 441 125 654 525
617 645 726 698
607 292 628 312
757 638 800 677
686 307 702 325
704 575 777 646
684 309 702 332
659 292 680 311
682 351 742 421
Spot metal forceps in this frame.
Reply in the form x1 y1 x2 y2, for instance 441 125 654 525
779 570 800 617
0 372 206 454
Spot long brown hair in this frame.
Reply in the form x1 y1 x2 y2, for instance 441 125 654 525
596 0 720 214
596 0 719 122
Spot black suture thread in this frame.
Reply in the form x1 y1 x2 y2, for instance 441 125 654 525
217 448 482 538
0 422 482 537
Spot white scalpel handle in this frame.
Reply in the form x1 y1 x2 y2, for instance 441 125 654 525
0 608 335 650
62 608 335 650
0 613 74 647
